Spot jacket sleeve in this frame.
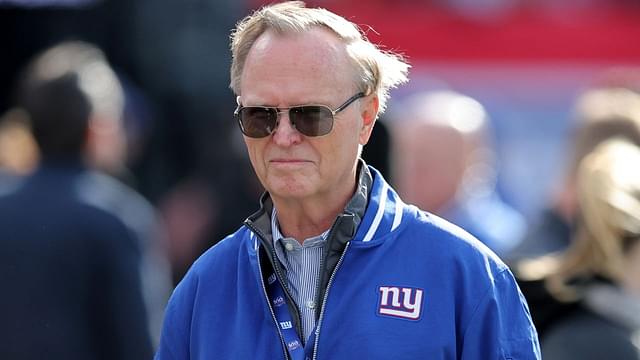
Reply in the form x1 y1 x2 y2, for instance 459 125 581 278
461 268 541 359
155 271 197 360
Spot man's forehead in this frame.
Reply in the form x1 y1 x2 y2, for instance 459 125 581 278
249 28 347 65
240 28 355 101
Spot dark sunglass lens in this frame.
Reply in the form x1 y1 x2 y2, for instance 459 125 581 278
290 106 333 137
239 107 277 138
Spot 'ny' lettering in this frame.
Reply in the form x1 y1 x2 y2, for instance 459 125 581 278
378 286 424 320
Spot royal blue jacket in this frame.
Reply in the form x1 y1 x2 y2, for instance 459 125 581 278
157 166 540 359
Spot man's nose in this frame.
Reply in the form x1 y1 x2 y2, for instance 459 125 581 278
271 112 302 146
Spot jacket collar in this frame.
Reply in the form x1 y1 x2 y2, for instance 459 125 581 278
245 158 407 249
351 165 405 243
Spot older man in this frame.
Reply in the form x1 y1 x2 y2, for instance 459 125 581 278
156 2 540 359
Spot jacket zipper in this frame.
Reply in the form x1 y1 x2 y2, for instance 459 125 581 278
246 221 304 339
312 242 351 360
256 247 290 360
313 214 345 319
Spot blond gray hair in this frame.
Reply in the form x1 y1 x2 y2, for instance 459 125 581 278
229 1 409 114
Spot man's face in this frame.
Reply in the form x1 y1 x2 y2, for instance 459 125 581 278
238 28 375 203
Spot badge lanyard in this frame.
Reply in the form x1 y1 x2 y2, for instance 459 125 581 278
266 271 316 360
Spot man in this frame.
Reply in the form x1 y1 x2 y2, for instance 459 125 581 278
0 41 171 359
156 2 540 359
391 90 526 256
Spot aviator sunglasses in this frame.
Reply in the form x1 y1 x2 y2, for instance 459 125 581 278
234 92 365 138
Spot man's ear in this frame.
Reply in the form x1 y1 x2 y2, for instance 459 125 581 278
359 94 379 145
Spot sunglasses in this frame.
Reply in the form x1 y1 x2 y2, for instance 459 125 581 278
235 92 365 138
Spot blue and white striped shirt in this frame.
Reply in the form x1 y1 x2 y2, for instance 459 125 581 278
271 207 330 342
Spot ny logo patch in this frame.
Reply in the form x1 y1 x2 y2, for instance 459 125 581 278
377 286 424 320
279 321 293 330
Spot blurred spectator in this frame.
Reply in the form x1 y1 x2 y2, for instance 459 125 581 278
391 90 526 256
509 87 640 261
512 86 640 340
0 41 171 358
534 139 640 359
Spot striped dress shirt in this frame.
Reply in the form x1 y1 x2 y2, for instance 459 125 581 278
271 207 330 343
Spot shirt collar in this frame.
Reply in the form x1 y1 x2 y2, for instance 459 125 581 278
271 207 330 246
271 207 330 267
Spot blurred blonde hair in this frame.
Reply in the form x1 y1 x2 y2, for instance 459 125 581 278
229 1 409 115
547 138 640 301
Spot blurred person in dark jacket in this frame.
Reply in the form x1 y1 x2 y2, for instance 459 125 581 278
0 41 171 359
534 138 640 359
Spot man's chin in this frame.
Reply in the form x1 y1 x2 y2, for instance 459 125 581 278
267 181 315 201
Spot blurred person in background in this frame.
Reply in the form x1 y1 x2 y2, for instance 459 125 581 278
156 2 539 359
511 86 640 339
509 87 640 262
391 90 526 257
0 41 171 359
536 139 640 359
